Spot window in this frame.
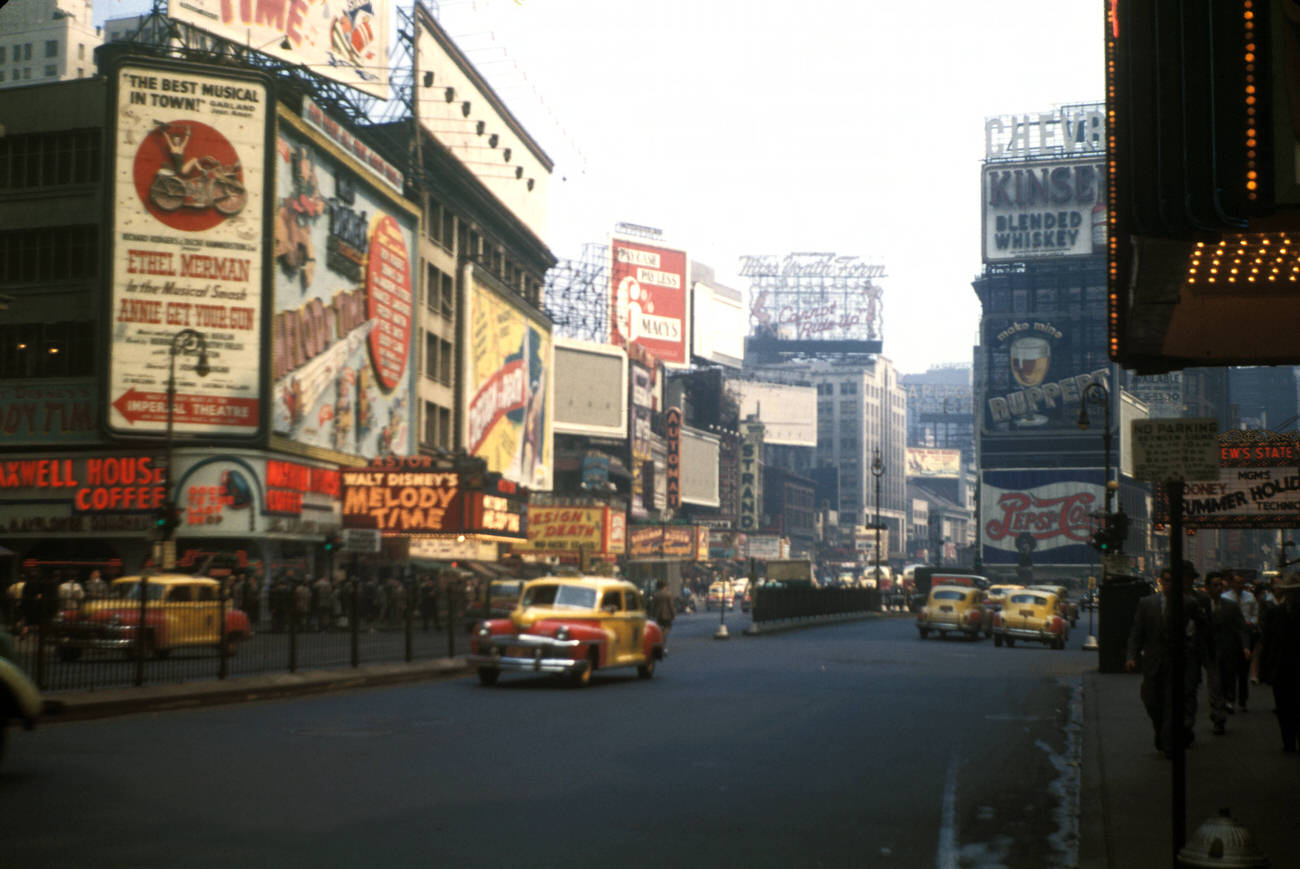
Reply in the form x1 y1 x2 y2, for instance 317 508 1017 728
77 44 84 60
439 339 453 385
424 195 441 243
422 400 438 446
0 225 98 281
424 332 437 380
425 263 439 313
0 72 5 82
600 590 621 611
0 47 7 64
166 586 194 603
442 208 455 253
45 40 58 58
44 64 57 77
0 319 94 379
438 405 451 448
440 272 453 319
24 44 32 61
839 382 857 394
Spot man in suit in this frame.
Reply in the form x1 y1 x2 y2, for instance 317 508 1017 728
1127 564 1210 754
1203 571 1250 735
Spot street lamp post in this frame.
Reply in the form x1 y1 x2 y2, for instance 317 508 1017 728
871 447 885 605
162 328 211 566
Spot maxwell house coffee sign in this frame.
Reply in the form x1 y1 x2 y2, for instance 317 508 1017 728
980 469 1103 566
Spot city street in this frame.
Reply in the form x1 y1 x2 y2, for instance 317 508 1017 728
2 612 1095 868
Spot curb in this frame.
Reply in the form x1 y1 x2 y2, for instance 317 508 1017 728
40 658 474 724
743 611 883 635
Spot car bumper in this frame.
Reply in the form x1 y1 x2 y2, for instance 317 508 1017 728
919 616 982 633
467 633 585 675
995 626 1061 644
54 623 139 650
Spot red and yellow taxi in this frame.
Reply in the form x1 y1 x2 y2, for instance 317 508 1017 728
468 575 665 687
52 574 251 660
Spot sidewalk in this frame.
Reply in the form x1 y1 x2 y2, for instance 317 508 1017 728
1079 668 1294 867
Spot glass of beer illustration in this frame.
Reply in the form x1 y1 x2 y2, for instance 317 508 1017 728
1010 336 1051 387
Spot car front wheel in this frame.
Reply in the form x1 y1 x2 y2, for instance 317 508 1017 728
918 627 929 639
994 633 1004 647
637 655 656 679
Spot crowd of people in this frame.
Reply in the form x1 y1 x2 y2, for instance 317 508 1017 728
1126 564 1300 755
2 565 484 638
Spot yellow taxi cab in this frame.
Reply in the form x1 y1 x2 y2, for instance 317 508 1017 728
916 584 992 640
993 588 1068 649
984 583 1024 618
52 574 251 660
705 580 734 611
468 575 666 687
1027 584 1078 627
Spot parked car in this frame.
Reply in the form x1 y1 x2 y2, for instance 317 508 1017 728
51 574 251 661
468 575 666 687
993 589 1068 649
916 584 992 640
1 627 42 772
1027 584 1078 627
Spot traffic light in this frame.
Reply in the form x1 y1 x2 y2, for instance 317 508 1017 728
1089 510 1129 553
323 533 342 553
153 502 181 536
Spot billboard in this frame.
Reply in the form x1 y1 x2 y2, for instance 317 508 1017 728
552 339 626 439
271 108 418 460
0 382 97 445
738 419 764 532
740 253 884 346
107 59 269 440
906 448 961 478
691 279 745 368
981 317 1111 434
982 157 1106 262
733 381 817 447
680 428 720 508
1156 432 1300 529
609 236 689 366
464 271 553 490
168 0 389 99
980 469 1105 566
516 505 613 553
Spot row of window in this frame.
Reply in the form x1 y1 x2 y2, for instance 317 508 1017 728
0 225 97 283
0 44 34 64
0 320 94 379
0 130 102 189
427 193 544 308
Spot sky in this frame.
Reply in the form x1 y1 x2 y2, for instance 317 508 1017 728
95 0 1106 375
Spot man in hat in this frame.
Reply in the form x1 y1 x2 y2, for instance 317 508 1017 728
1201 571 1249 735
1220 570 1259 712
1258 572 1300 751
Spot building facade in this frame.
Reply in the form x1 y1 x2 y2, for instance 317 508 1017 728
0 0 101 89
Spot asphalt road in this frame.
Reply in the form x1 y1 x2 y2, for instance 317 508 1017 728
2 611 1097 868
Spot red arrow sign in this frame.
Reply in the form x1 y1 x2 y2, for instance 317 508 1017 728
113 388 259 428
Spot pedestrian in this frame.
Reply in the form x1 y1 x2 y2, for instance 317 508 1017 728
84 569 108 601
1220 570 1259 712
419 575 440 631
57 572 85 612
652 579 675 648
1203 571 1250 736
293 578 312 632
1257 572 1300 751
1126 564 1208 755
313 574 333 631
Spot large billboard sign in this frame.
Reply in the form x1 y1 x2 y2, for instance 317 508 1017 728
271 109 417 460
982 158 1106 262
980 469 1104 567
1154 432 1300 529
107 59 269 440
552 339 626 439
982 317 1111 434
733 381 817 447
609 237 689 367
691 280 745 368
168 0 389 99
464 272 552 490
984 104 1105 161
906 448 961 478
740 253 884 345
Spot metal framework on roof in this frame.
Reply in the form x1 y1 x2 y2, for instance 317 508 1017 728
543 242 612 345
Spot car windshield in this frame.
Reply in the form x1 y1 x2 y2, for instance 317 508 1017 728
932 589 967 601
110 581 165 601
1010 593 1049 606
521 583 598 610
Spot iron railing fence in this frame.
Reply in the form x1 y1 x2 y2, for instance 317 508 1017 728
6 582 474 693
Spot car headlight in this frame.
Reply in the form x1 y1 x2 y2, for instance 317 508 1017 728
477 625 492 638
555 625 570 641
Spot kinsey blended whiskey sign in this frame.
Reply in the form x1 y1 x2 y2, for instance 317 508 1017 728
106 58 270 439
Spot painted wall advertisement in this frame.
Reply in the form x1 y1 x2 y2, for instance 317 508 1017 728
107 61 268 439
609 236 689 366
905 448 962 478
167 0 389 99
982 317 1110 434
465 274 553 490
271 109 417 460
980 469 1105 566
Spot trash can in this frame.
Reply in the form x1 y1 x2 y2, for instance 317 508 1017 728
1097 576 1150 673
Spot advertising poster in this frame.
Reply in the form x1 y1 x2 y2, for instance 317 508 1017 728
0 382 97 445
905 448 962 478
980 469 1104 566
982 317 1110 434
107 61 268 438
168 0 389 99
609 237 689 366
171 451 340 538
271 111 417 460
465 275 552 490
517 506 607 552
982 158 1107 261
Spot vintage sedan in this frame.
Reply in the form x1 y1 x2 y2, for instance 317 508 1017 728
993 589 1068 649
984 583 1025 618
468 576 666 687
52 575 251 661
916 584 992 640
1028 584 1078 627
705 580 734 611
